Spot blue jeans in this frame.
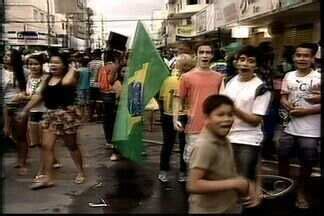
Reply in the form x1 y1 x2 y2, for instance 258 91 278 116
232 144 261 180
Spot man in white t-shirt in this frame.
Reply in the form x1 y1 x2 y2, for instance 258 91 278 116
220 45 272 182
278 43 321 209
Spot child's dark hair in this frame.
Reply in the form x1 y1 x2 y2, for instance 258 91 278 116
8 48 26 91
26 54 45 66
195 42 214 54
237 45 260 66
104 49 121 63
80 55 91 67
296 43 318 56
49 51 70 73
203 95 234 116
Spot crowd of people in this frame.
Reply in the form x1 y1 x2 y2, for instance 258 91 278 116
157 41 321 213
1 47 127 189
1 40 321 213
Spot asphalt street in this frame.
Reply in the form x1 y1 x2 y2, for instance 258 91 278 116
0 115 321 214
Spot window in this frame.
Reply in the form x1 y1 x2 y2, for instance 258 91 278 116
62 23 65 30
51 16 55 27
77 0 84 8
40 13 44 22
33 9 38 20
206 0 213 3
187 0 198 5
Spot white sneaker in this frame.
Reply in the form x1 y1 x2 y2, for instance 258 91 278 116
110 153 120 161
105 143 114 149
177 172 186 183
158 171 168 183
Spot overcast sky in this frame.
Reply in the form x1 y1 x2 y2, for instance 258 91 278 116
87 0 166 46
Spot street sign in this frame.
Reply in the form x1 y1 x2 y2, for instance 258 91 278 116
17 31 38 40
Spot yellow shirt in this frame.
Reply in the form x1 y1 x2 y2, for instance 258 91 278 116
159 71 186 116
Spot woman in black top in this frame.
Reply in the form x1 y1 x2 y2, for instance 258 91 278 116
20 52 85 189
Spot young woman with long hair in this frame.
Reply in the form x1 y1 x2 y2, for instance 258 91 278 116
23 54 62 182
2 48 28 176
20 51 85 189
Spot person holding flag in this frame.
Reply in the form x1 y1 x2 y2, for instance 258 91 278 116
112 21 169 162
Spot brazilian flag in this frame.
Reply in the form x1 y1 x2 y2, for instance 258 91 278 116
112 21 169 163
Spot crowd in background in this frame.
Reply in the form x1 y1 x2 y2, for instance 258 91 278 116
0 40 321 213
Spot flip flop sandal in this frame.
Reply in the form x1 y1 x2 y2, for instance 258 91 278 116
295 199 310 209
74 174 86 184
52 163 63 169
32 175 46 183
30 180 55 190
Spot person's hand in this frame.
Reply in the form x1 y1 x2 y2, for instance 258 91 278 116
282 101 294 111
234 176 249 196
16 110 28 122
305 91 320 104
173 119 184 132
241 181 263 208
3 126 10 137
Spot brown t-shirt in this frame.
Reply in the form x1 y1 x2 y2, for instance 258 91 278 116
189 128 240 214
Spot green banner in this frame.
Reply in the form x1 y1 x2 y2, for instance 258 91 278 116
112 21 169 163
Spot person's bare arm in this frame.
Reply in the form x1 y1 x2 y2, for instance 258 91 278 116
280 94 293 111
21 94 43 115
234 107 263 127
305 90 321 104
62 66 79 86
290 106 321 117
187 168 249 195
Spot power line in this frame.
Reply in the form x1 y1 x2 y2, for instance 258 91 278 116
4 17 186 24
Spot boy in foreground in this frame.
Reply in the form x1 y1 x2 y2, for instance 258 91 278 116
187 95 261 214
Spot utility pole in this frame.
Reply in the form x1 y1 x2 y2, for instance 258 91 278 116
24 23 27 49
46 0 51 48
65 14 69 48
86 9 90 48
86 7 93 49
101 15 104 48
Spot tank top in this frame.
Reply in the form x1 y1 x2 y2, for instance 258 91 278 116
42 78 76 109
26 75 46 112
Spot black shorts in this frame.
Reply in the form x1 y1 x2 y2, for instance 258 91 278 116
29 112 44 122
90 87 100 102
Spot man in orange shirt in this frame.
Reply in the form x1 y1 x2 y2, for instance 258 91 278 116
174 43 223 164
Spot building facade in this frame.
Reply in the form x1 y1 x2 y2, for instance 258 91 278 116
54 0 93 50
3 0 61 48
160 0 320 60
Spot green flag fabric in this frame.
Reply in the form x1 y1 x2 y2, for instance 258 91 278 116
112 21 169 163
